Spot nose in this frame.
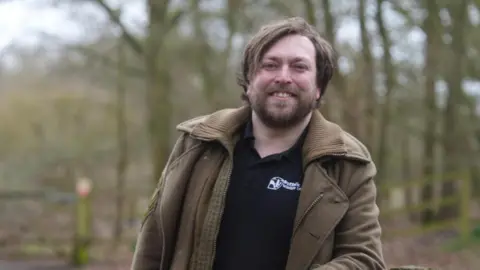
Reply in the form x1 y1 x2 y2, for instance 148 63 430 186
274 65 292 85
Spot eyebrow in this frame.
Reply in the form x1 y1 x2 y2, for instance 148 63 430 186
263 56 309 62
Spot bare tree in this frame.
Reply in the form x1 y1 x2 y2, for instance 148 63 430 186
374 0 396 205
87 0 184 185
420 0 441 225
114 35 128 243
358 0 376 153
438 0 469 220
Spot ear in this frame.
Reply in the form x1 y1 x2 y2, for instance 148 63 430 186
246 83 254 94
316 88 321 100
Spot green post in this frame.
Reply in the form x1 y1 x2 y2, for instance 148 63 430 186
459 170 471 242
71 177 93 266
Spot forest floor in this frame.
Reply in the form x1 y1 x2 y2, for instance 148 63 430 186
383 234 480 269
1 218 479 270
1 233 479 270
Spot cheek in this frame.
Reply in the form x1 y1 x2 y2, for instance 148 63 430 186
252 79 268 90
253 73 275 87
294 76 317 91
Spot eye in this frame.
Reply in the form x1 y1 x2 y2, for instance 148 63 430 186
293 64 308 71
262 62 278 70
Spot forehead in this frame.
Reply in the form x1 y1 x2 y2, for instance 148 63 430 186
262 34 315 62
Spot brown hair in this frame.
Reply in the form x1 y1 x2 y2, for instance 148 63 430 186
237 17 336 101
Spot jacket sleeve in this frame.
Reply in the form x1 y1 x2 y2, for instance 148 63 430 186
313 162 387 270
130 135 188 270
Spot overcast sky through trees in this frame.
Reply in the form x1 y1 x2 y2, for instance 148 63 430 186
0 0 478 95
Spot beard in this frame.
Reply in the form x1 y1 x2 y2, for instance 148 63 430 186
247 83 317 129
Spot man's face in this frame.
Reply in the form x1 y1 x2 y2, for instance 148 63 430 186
246 34 320 129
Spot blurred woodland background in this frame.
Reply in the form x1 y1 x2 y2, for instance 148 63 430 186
0 0 479 269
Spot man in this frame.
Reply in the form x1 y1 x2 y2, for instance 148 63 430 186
131 17 386 270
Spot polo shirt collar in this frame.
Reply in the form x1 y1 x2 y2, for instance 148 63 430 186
242 117 309 161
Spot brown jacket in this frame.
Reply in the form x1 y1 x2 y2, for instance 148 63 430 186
131 106 386 270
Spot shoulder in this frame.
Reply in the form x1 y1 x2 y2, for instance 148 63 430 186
340 130 373 162
327 130 377 196
175 108 243 134
170 108 241 159
176 114 211 134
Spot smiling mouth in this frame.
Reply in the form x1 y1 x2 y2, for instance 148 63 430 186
269 92 296 98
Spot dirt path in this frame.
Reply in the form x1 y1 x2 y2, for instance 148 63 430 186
0 260 132 270
0 260 73 270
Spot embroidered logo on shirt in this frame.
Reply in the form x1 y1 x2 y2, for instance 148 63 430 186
267 176 301 191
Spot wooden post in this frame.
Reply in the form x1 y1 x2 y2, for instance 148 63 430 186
71 177 93 266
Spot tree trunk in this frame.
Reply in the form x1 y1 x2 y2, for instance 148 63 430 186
322 0 359 135
358 0 376 154
437 0 469 221
320 0 345 124
89 0 182 187
374 0 396 206
191 0 215 110
221 0 239 96
420 0 440 225
114 36 128 244
401 126 416 221
303 0 316 26
145 0 173 185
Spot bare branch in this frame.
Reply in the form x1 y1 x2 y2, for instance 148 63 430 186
37 31 145 78
164 8 185 35
87 0 144 56
148 1 187 38
67 45 146 78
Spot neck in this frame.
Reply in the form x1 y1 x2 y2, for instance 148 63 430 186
251 112 311 157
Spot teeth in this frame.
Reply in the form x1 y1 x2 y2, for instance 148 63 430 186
273 92 291 97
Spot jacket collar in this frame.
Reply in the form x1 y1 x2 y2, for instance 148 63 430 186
176 106 370 165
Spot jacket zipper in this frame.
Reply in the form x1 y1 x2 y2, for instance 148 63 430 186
292 151 368 236
292 193 324 235
294 151 342 236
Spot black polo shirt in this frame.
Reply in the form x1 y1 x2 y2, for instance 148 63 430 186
213 120 307 270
